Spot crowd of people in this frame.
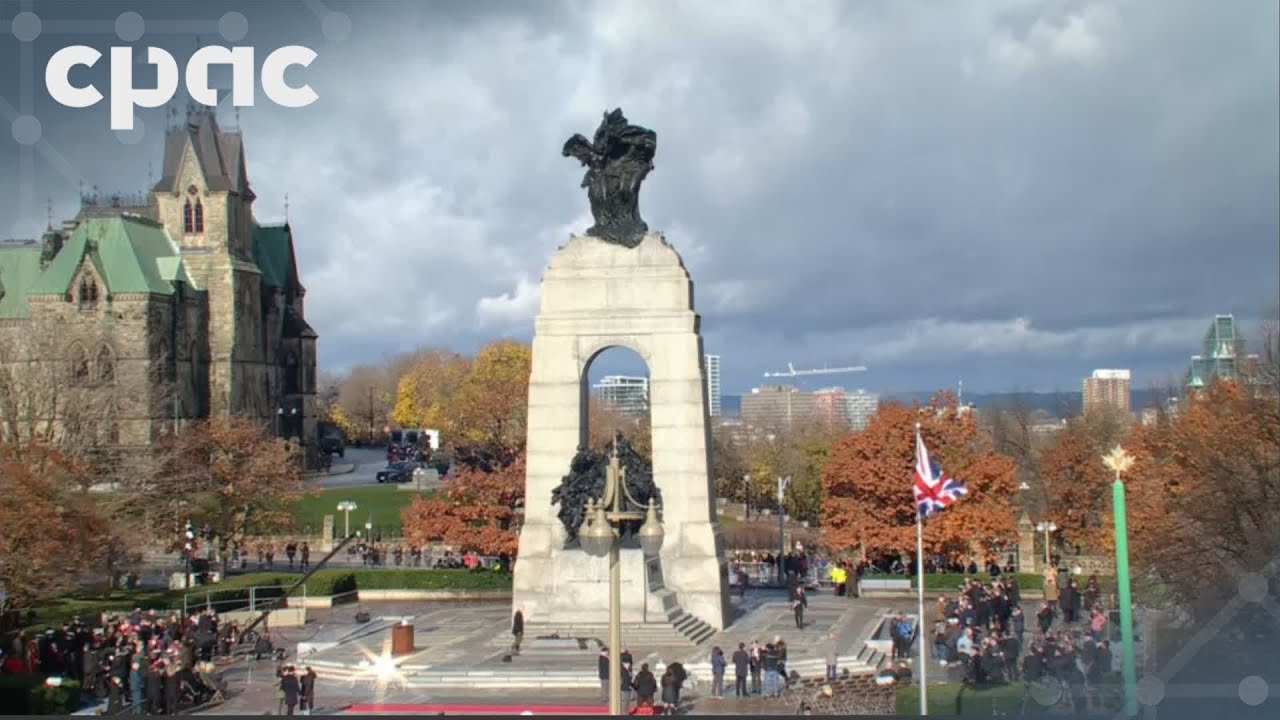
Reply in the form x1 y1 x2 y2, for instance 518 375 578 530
590 633 814 714
0 609 234 714
343 544 509 572
926 570 1117 712
595 648 695 715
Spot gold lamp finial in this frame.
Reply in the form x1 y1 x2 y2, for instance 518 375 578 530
1102 445 1134 475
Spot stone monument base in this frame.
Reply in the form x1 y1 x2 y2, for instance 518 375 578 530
512 232 730 633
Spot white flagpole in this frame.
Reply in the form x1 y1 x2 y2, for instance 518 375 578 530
916 422 929 716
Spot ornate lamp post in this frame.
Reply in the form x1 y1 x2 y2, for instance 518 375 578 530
183 520 195 590
776 476 791 585
577 443 665 716
337 501 358 538
1034 521 1058 569
1102 445 1138 717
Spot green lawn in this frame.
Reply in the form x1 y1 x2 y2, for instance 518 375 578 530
291 485 435 535
896 683 1027 715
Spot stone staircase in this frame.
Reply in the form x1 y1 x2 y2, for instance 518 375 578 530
512 585 717 649
520 610 717 649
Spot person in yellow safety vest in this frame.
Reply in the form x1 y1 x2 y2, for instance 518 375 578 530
830 565 847 597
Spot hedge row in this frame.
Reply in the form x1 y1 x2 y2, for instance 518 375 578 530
179 568 511 608
0 675 82 715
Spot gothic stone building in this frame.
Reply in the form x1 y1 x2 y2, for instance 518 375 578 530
0 108 318 461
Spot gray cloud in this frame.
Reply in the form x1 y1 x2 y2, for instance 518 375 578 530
1 0 1275 396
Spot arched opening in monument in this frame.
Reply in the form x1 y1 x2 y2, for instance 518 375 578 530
583 345 652 463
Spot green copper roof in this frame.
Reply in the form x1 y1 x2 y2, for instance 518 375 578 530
0 244 43 319
253 223 294 289
20 215 194 306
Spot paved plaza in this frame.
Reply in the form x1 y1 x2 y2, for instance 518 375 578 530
201 590 904 714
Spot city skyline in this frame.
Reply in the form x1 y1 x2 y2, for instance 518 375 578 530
1 1 1276 397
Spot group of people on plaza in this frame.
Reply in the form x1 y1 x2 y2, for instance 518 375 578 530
274 663 318 715
226 539 509 574
240 542 312 572
0 606 328 715
925 569 1116 711
346 544 501 571
595 648 689 715
0 609 233 714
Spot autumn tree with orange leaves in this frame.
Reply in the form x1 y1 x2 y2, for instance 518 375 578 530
821 393 1019 559
1125 379 1279 620
401 454 525 556
1037 405 1131 553
0 441 115 605
120 417 307 570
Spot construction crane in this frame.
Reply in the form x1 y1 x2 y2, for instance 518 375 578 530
763 362 868 378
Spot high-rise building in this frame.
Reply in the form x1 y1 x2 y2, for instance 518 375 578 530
591 375 650 417
1186 314 1259 390
1083 369 1131 415
845 389 880 431
812 387 850 428
741 386 816 431
704 354 721 417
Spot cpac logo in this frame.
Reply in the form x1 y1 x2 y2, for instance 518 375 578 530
46 45 318 131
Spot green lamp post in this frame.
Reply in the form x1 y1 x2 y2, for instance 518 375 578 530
1103 445 1138 717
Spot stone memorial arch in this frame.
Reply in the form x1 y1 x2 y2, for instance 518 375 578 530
511 110 730 633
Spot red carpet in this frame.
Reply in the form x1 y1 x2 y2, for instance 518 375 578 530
344 703 610 715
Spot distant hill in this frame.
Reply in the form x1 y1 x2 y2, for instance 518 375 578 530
718 389 1169 420
883 389 1170 418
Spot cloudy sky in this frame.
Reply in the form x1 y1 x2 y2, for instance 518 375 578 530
2 0 1276 397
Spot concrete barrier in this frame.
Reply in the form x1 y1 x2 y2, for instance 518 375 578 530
859 578 912 596
220 607 307 628
280 589 510 609
352 589 511 602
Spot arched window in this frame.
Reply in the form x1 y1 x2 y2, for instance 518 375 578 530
183 200 194 233
193 201 204 233
96 345 115 384
69 345 90 385
78 275 99 310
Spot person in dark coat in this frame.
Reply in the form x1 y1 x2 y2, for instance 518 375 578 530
280 666 301 715
1011 606 1026 645
1060 580 1079 624
631 663 657 705
597 649 610 700
511 610 524 651
1036 602 1054 635
300 667 316 715
163 661 181 715
731 643 750 697
144 660 162 715
792 586 808 629
660 666 680 711
106 676 124 714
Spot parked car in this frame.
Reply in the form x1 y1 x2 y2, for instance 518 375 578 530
376 461 417 484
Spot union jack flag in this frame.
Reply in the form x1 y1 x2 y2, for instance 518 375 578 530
913 429 968 519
